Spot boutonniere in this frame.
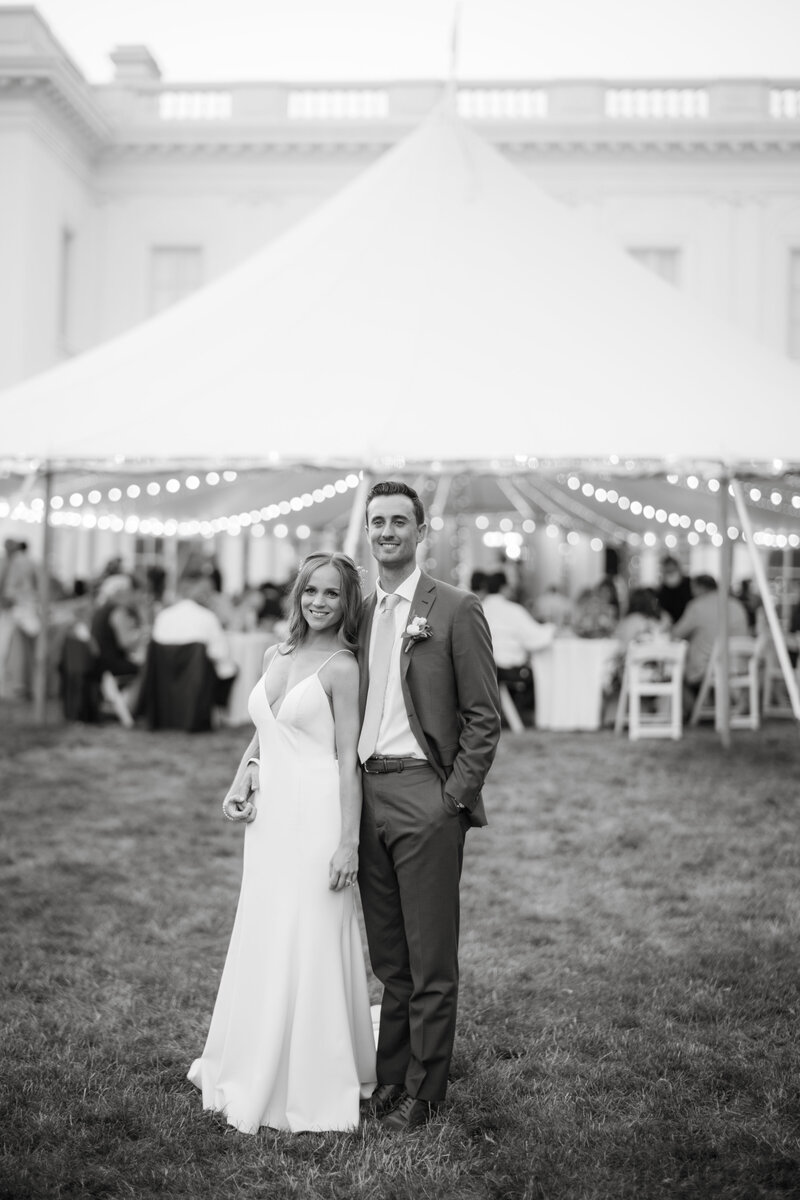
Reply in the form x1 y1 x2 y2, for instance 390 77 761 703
402 615 432 653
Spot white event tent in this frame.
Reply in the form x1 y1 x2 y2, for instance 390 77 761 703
2 108 800 469
1 109 799 727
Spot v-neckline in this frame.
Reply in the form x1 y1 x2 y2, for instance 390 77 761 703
264 650 337 721
265 672 319 722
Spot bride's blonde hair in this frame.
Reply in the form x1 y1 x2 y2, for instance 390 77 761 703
283 552 362 653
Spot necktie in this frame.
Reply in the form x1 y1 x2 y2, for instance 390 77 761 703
358 593 401 763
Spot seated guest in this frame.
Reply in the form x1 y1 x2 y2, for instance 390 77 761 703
573 580 619 639
482 570 554 725
672 574 749 712
256 583 288 641
615 587 664 653
657 555 693 626
790 599 800 667
532 584 574 629
151 565 238 704
735 579 761 634
469 570 489 603
604 588 665 722
89 574 145 706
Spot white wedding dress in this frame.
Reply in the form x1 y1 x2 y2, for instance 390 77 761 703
188 650 377 1133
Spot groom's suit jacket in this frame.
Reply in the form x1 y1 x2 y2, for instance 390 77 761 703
357 571 501 827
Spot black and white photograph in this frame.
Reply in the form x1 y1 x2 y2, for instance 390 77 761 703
1 2 799 1197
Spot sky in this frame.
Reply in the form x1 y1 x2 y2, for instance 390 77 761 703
5 0 798 84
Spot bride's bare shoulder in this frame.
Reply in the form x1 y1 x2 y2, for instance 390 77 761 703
323 647 359 683
261 642 286 671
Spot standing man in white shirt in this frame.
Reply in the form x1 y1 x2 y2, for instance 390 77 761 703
357 481 501 1132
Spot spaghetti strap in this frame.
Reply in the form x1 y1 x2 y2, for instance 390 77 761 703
263 644 281 679
316 648 352 675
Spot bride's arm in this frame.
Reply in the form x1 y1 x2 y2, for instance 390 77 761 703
223 645 277 803
327 653 362 892
224 728 260 804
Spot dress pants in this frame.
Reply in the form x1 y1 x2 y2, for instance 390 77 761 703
358 762 468 1102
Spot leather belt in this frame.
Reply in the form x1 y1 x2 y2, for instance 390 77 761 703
362 755 430 774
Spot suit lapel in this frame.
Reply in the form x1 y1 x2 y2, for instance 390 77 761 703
400 572 436 683
399 572 438 767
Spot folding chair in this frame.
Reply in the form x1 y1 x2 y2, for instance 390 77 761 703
690 636 760 731
615 639 687 740
497 682 525 733
760 641 798 719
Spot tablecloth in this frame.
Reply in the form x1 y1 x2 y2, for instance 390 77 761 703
532 637 620 731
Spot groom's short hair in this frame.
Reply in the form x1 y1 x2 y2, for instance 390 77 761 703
366 480 425 527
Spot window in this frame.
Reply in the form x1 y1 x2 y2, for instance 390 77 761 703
150 247 203 316
788 250 800 361
628 247 681 286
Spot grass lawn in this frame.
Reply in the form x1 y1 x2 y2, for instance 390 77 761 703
1 702 799 1200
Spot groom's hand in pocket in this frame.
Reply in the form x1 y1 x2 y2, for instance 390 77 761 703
441 786 466 817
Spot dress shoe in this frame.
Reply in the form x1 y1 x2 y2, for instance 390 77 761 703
362 1082 405 1116
380 1092 439 1131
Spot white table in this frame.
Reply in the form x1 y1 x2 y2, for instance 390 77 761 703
532 637 620 731
225 631 279 725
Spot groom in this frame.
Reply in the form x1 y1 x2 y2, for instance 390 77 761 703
357 480 501 1131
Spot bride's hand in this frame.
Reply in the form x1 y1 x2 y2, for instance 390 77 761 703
222 792 256 823
328 842 359 891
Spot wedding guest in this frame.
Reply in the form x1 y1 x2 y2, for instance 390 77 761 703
482 570 554 726
614 587 664 652
0 539 39 699
789 599 800 667
672 574 749 711
257 582 288 641
735 579 761 634
604 588 665 721
356 481 501 1131
532 584 574 629
151 566 237 704
189 552 376 1132
573 580 619 639
657 555 693 625
89 574 145 707
469 569 489 602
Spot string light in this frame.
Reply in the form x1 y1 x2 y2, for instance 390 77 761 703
562 469 798 548
2 471 363 538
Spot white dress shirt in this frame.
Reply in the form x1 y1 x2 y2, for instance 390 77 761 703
370 566 426 758
152 598 237 678
482 594 554 668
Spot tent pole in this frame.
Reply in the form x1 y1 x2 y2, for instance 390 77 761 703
781 544 792 627
33 464 53 725
343 473 370 562
717 478 731 748
731 479 800 721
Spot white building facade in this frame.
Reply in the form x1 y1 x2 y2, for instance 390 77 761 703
1 7 799 596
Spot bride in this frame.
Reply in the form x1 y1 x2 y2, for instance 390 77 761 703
188 552 376 1132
